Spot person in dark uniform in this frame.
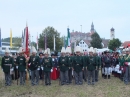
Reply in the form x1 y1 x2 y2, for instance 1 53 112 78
39 53 44 80
11 53 16 81
93 48 101 82
16 47 26 85
72 46 84 85
87 47 97 85
42 48 52 85
28 46 40 86
14 52 19 80
58 47 69 85
103 51 112 79
1 48 14 86
66 47 73 83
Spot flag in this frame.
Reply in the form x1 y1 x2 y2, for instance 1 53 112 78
67 28 71 47
28 32 31 47
10 29 12 48
23 23 29 55
25 25 29 54
0 28 1 51
23 28 26 50
36 32 38 50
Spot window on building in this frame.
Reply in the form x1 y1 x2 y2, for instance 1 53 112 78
80 42 82 44
83 42 84 44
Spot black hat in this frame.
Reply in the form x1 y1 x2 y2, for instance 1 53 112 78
12 53 15 55
39 52 43 56
51 53 55 56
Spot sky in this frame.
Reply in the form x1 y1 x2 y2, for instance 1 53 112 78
0 0 130 42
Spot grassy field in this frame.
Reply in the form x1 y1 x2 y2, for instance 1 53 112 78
0 70 130 97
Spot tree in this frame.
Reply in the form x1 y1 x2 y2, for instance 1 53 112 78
90 32 102 48
108 38 121 51
38 26 63 51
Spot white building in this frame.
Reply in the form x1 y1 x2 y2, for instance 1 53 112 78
110 27 115 40
0 42 18 56
77 40 90 52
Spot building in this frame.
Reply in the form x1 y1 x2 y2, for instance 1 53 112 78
70 22 95 43
110 27 115 40
77 40 90 52
0 42 18 56
70 22 110 51
122 41 130 47
77 39 109 53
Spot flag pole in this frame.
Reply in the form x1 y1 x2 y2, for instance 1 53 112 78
53 34 55 51
37 32 38 50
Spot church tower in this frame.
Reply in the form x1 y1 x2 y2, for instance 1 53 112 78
90 22 95 32
110 27 115 40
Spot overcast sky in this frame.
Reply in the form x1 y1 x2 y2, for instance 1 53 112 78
0 0 130 42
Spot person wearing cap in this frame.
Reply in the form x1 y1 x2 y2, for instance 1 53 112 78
101 52 105 78
11 53 16 81
1 48 14 86
65 47 73 84
72 46 84 85
58 47 69 85
14 52 20 80
16 47 26 85
80 48 87 82
42 48 52 85
123 48 130 85
103 51 112 79
87 47 96 85
93 48 101 82
28 46 40 86
39 52 44 80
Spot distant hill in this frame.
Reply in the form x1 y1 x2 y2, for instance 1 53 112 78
2 37 21 43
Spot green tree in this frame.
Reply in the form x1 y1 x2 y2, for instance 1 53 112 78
108 38 121 51
38 26 63 51
90 32 102 48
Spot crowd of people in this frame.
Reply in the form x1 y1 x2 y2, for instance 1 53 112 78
1 46 130 86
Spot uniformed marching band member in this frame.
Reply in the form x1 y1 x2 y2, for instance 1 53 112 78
66 46 73 83
87 47 96 85
101 52 105 78
11 53 16 81
1 47 14 86
39 52 44 80
94 48 101 82
103 51 112 79
80 48 87 82
42 48 52 85
58 47 69 85
72 46 84 85
13 52 19 80
28 46 40 86
16 47 27 85
123 48 130 85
